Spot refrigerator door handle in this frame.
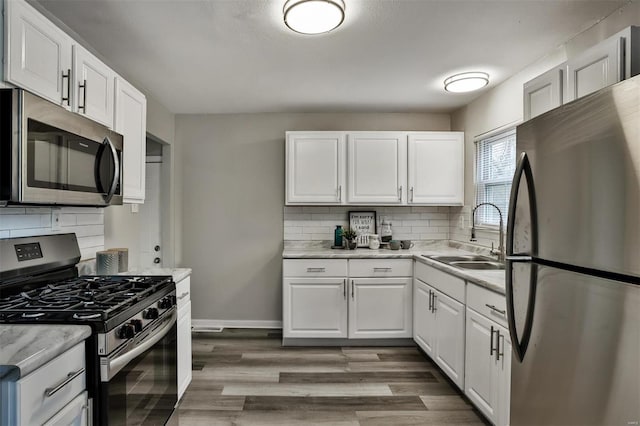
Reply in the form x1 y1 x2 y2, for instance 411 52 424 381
506 152 539 362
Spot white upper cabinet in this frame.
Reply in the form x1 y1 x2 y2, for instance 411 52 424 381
286 132 345 204
285 131 464 206
347 132 407 204
115 77 147 204
5 0 73 109
523 66 563 120
565 26 638 103
73 44 115 128
407 132 464 205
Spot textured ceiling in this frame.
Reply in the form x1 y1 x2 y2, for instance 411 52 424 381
36 0 627 114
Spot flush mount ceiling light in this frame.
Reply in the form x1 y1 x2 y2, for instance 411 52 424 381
284 0 345 35
444 72 490 93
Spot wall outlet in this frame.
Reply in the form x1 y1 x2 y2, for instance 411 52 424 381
51 211 62 231
459 216 465 229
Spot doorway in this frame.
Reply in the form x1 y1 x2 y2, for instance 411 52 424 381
139 138 164 268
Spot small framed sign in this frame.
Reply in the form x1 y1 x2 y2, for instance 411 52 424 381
349 211 377 247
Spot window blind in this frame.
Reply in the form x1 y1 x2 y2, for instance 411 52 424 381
474 128 516 227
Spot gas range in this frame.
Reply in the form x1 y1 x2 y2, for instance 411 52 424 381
0 274 175 332
0 233 178 425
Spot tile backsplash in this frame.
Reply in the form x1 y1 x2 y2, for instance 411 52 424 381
0 207 104 260
284 206 451 241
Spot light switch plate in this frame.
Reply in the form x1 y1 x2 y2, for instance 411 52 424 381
459 216 464 229
131 204 139 213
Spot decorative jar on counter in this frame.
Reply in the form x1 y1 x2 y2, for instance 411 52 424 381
368 234 380 249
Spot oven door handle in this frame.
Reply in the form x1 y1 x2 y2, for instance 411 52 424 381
103 310 176 381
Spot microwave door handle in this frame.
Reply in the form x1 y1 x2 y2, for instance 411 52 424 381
102 136 120 203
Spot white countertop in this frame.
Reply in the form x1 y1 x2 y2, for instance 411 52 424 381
0 325 91 381
121 267 192 283
283 244 506 295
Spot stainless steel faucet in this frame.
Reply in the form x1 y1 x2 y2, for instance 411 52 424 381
470 202 505 262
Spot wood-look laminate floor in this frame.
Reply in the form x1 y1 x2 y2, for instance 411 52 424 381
170 329 489 426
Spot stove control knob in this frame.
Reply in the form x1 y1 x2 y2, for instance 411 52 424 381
118 324 135 339
131 319 143 332
158 298 172 309
143 308 159 319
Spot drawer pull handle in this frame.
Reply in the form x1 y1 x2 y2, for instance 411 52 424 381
485 304 506 315
177 292 189 300
45 368 85 398
307 268 326 272
373 267 392 272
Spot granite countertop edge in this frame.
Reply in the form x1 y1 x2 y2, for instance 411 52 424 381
283 248 505 295
0 325 92 381
121 268 192 282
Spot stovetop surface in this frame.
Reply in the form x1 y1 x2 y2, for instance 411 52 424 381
0 275 174 328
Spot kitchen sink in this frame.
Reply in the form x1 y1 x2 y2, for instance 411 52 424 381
449 261 505 270
423 254 505 270
425 254 494 263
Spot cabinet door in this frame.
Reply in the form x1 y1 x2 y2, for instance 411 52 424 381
347 133 406 204
349 278 412 339
177 301 192 401
413 279 436 356
465 308 499 424
42 391 88 426
73 44 114 127
495 323 512 426
286 132 345 204
407 132 464 205
523 66 563 120
433 290 465 389
115 77 147 203
283 278 348 338
565 35 623 103
5 0 73 108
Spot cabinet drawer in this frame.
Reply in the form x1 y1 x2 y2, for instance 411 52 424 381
467 284 508 328
349 259 413 277
283 259 348 277
415 262 465 303
176 276 191 309
17 342 86 426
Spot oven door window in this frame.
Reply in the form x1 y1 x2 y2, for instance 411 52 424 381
26 119 118 194
103 323 177 425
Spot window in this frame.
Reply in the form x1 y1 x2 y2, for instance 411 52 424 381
474 128 516 227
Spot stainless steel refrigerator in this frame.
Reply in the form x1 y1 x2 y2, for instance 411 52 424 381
506 74 640 425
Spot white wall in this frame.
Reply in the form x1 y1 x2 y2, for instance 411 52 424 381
177 112 450 323
449 2 639 248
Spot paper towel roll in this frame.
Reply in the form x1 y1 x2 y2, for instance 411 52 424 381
96 250 119 275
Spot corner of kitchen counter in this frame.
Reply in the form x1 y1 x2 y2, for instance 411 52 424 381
0 324 92 381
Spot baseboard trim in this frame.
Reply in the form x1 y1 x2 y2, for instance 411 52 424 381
192 319 282 331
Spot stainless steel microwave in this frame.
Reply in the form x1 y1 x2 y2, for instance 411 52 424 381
0 89 123 206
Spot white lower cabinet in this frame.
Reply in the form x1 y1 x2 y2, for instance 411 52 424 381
349 278 412 339
465 308 511 426
413 279 436 356
283 277 348 338
283 259 412 340
413 277 465 389
1 342 87 426
42 391 88 426
176 276 192 401
433 290 465 388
